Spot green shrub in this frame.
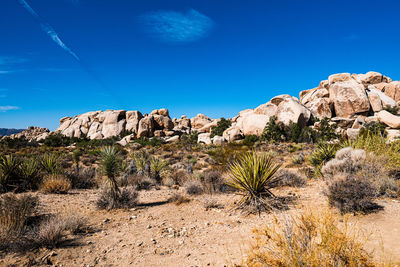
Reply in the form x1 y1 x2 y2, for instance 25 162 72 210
242 135 260 146
0 154 21 192
99 146 123 203
210 118 232 138
309 143 338 171
261 116 285 142
150 157 168 184
19 157 41 190
40 153 61 175
227 151 282 213
359 121 387 137
133 137 163 147
383 105 399 115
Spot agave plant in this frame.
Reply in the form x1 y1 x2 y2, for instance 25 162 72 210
227 151 281 213
99 146 122 201
0 154 21 191
150 157 168 184
40 153 61 175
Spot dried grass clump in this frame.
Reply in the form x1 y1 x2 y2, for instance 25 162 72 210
202 171 231 193
41 175 71 194
184 180 203 195
65 167 96 189
168 193 191 205
246 210 376 267
169 169 189 186
203 198 224 210
97 187 138 210
276 169 307 187
0 193 38 249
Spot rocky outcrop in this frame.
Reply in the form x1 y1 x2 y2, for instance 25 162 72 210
6 127 50 141
51 71 400 145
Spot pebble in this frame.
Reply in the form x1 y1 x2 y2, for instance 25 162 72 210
130 215 137 220
103 218 110 223
136 241 143 247
147 224 152 229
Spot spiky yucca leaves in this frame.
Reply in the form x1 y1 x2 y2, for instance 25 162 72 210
19 158 40 190
99 146 122 200
309 143 338 175
130 150 150 176
150 157 168 184
40 153 61 175
227 151 281 213
0 154 21 192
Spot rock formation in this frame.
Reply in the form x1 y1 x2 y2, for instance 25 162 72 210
9 71 400 146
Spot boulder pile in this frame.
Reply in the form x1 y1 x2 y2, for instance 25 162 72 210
8 71 400 145
3 126 50 141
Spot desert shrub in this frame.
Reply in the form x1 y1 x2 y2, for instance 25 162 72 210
291 154 305 164
262 116 285 142
309 143 338 173
184 180 203 195
241 135 260 146
65 167 96 189
60 214 88 235
97 187 138 210
206 143 248 171
40 153 61 175
130 150 150 176
133 137 163 147
36 216 67 248
179 132 199 146
342 133 400 169
322 147 399 198
41 175 71 194
203 198 224 210
360 121 387 137
245 209 376 266
276 170 307 187
202 171 230 193
210 118 232 138
128 174 154 190
169 169 189 186
167 193 191 205
0 137 38 149
227 151 282 213
383 105 399 115
0 154 21 192
327 175 379 214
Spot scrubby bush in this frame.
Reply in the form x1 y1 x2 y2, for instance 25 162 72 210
359 121 387 137
133 137 163 147
65 167 97 189
227 151 282 213
167 193 191 205
206 143 248 171
326 175 379 214
245 209 376 266
276 170 307 187
97 187 138 210
210 118 232 138
169 169 189 186
241 135 260 146
202 171 230 193
41 175 71 194
383 105 399 115
184 180 203 195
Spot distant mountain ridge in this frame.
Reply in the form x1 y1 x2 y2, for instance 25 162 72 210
0 128 25 136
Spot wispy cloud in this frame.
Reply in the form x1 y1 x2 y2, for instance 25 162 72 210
0 70 14 74
0 106 19 112
0 56 28 66
17 0 80 61
139 9 215 43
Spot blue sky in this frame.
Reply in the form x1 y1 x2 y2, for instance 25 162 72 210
1 0 400 130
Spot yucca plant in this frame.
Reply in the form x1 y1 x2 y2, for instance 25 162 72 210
130 150 150 176
99 146 122 202
227 151 281 214
0 154 21 192
309 143 338 175
19 157 41 190
40 153 61 175
150 157 168 184
72 149 81 172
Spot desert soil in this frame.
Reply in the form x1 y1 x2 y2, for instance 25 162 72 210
1 180 400 267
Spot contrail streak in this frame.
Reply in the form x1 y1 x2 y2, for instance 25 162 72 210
17 0 80 61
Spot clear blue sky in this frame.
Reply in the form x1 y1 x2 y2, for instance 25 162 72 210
1 0 400 130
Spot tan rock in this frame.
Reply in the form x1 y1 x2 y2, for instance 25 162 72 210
137 116 155 138
198 119 219 133
197 133 212 145
305 98 332 119
382 81 400 102
377 110 400 129
329 80 370 118
190 114 212 129
300 88 329 105
126 111 143 133
276 98 311 127
237 113 270 136
270 94 296 105
328 73 352 85
353 71 391 86
367 87 397 112
254 102 277 117
101 110 126 138
223 127 243 142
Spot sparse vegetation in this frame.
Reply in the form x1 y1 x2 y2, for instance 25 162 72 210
41 175 71 194
210 118 232 138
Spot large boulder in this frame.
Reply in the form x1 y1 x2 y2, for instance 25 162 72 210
329 80 370 118
101 110 126 138
237 113 270 136
254 102 278 116
190 114 212 129
305 98 332 119
377 110 400 129
197 119 219 133
270 94 297 105
367 87 397 112
137 116 155 138
380 81 400 102
300 88 329 105
276 98 311 127
197 133 212 145
352 71 391 87
125 111 143 133
328 73 352 85
223 127 243 142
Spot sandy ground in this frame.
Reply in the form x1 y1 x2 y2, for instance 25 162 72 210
1 180 400 267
